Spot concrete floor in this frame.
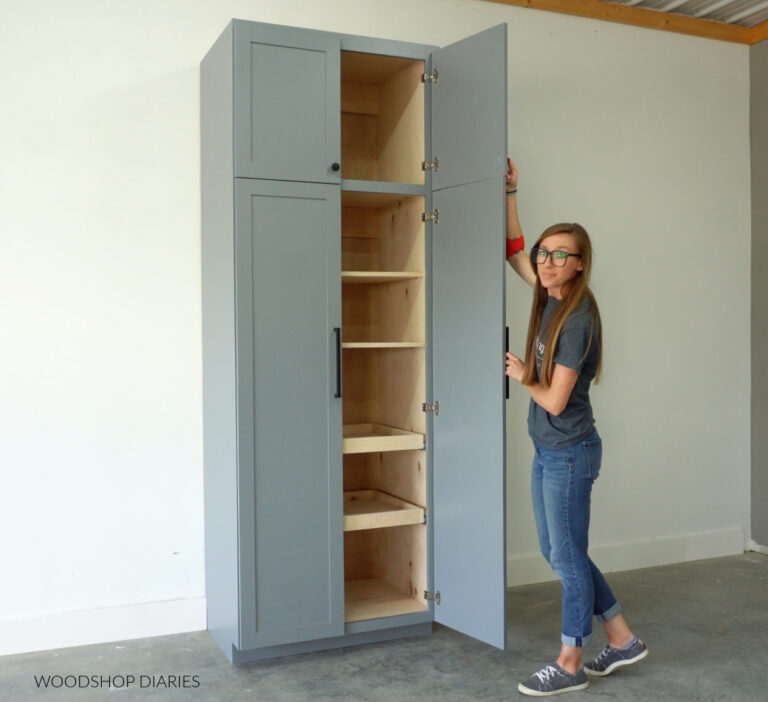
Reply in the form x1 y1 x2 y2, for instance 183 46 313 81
3 552 767 702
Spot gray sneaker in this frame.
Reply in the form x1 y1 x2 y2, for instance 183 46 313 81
518 662 589 696
584 637 648 676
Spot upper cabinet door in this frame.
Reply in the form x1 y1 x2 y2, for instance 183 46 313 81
429 24 507 191
430 24 508 650
234 22 341 183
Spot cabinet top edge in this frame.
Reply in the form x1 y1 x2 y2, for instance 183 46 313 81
228 18 438 59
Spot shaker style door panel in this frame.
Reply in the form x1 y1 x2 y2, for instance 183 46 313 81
234 23 341 183
235 179 344 649
431 178 507 650
430 24 507 191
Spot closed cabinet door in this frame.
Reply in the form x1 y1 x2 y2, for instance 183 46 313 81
233 22 341 183
234 178 344 649
430 24 508 650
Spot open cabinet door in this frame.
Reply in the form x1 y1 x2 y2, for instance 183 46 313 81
430 24 508 650
431 24 508 191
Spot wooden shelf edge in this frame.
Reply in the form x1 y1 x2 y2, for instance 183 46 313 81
342 271 425 284
342 342 425 349
342 423 425 454
341 180 426 196
343 489 425 532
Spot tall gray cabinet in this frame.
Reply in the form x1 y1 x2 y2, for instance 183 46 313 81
201 19 509 663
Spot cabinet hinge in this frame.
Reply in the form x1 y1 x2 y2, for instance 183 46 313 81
421 157 439 172
421 68 439 83
421 209 439 224
422 401 439 415
424 590 441 605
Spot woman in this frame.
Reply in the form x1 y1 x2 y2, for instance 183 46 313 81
504 159 648 697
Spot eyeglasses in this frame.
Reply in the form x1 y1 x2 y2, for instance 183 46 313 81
531 247 583 268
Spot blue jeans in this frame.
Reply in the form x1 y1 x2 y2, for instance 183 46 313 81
531 429 621 647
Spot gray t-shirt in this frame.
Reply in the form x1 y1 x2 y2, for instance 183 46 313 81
527 296 600 449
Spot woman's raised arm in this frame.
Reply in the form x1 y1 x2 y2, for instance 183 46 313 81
506 158 537 288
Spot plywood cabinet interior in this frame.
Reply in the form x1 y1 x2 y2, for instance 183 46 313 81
340 50 428 624
341 52 424 184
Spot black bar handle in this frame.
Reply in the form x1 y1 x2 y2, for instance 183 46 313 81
334 327 342 398
505 326 510 400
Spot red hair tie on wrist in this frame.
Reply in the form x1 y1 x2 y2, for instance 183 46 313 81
507 235 525 257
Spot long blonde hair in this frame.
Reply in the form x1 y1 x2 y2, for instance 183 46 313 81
519 223 602 387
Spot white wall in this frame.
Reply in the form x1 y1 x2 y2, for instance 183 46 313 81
502 9 751 584
0 0 751 655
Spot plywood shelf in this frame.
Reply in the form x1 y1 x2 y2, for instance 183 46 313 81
343 423 424 454
345 578 427 622
342 271 424 284
341 184 425 203
344 490 425 532
342 342 425 349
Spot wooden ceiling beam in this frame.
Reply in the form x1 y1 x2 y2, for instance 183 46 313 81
484 0 753 43
752 20 768 44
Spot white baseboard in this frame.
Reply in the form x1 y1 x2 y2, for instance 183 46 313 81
749 540 768 555
507 527 746 587
0 598 206 658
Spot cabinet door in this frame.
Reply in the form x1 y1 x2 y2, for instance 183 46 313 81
430 24 507 191
235 179 344 649
430 24 508 650
234 22 341 184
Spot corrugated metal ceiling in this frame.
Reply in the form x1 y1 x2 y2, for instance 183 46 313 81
603 0 768 27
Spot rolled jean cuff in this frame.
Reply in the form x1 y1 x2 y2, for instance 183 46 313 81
561 632 591 648
595 602 622 623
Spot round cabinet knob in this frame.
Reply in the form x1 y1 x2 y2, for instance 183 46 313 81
331 162 340 171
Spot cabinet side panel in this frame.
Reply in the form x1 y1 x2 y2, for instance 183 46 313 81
201 23 239 657
377 61 424 184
